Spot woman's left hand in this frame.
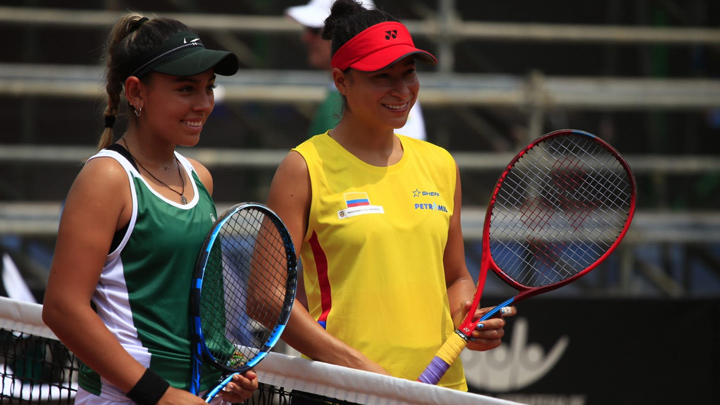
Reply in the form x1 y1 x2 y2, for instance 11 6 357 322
456 302 517 351
217 370 258 403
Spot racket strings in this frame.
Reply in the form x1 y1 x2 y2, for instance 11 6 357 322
489 135 633 288
199 207 293 370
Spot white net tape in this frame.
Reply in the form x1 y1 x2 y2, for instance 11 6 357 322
0 297 519 405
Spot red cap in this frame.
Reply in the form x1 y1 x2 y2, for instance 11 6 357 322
331 21 437 71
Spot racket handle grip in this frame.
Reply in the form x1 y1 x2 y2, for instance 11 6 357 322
417 331 468 384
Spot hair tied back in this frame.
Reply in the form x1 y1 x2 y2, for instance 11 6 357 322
132 17 149 33
104 115 116 128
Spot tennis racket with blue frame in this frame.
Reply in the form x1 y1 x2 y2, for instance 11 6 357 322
189 203 297 401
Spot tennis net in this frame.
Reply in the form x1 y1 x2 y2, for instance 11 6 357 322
0 297 516 404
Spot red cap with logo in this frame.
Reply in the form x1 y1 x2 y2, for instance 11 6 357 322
331 21 437 71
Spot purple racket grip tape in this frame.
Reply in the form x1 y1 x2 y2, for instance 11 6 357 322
417 357 450 384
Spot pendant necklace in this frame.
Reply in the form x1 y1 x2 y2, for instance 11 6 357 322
122 138 187 204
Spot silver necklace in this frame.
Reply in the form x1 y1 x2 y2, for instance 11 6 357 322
122 139 187 204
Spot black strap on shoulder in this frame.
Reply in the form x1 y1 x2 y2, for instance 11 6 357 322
106 143 139 171
105 143 136 254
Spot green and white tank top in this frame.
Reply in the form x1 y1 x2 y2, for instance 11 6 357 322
78 148 220 400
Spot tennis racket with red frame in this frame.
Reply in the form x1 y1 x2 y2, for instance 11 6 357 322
417 129 636 385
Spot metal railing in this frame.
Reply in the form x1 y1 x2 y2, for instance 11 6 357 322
1 4 719 298
2 64 720 110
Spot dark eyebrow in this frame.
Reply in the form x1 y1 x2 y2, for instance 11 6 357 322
402 59 417 68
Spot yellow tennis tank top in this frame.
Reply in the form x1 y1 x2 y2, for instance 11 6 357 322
294 132 467 390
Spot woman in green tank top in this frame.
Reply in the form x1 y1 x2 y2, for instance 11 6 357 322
43 14 257 405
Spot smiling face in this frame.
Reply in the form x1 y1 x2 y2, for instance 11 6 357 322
337 56 419 131
140 70 217 147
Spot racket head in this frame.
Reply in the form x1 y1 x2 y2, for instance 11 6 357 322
485 129 636 301
190 203 297 388
420 130 636 385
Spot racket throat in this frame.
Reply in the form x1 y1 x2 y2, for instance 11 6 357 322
454 329 470 342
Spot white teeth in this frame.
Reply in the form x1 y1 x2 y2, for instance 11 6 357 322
185 121 202 127
384 103 407 110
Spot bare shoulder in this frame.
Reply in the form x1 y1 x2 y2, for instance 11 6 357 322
63 155 131 232
268 151 311 248
268 152 310 205
74 156 131 195
270 151 309 193
277 151 308 179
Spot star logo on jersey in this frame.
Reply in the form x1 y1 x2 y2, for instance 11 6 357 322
412 188 447 213
412 189 441 198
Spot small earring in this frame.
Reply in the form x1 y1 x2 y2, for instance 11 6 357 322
134 106 142 117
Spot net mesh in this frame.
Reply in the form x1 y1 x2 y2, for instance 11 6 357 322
0 329 77 404
0 297 516 405
490 133 634 288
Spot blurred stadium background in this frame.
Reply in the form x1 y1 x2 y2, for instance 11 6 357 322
0 1 719 404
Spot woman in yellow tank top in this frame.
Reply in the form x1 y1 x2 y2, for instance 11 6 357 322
267 0 517 391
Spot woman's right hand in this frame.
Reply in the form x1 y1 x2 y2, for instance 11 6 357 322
157 369 259 404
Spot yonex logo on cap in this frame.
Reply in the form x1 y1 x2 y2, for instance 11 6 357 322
385 30 398 40
330 21 437 71
184 37 201 45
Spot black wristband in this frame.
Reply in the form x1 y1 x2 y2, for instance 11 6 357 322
126 368 170 405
